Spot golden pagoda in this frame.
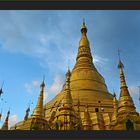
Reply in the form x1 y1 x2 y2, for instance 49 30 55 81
44 20 114 130
9 20 140 130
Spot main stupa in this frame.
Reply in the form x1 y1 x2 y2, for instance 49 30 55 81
44 21 114 130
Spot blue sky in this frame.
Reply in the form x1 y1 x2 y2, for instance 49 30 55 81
0 10 140 127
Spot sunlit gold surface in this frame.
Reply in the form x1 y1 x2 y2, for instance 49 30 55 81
82 106 92 130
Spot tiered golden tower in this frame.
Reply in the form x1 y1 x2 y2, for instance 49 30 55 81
111 60 140 130
50 69 78 130
10 80 49 130
45 21 114 130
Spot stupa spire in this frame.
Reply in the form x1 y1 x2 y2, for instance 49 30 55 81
117 52 136 113
32 78 45 118
81 18 87 34
117 50 130 97
117 49 128 91
55 69 77 130
74 20 94 70
62 68 73 107
1 110 10 130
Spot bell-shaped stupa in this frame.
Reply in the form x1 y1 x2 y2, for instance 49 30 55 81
44 21 114 129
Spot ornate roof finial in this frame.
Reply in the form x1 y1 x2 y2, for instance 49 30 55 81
83 18 85 26
66 67 71 78
7 109 10 116
118 49 124 69
68 59 70 72
40 76 45 89
113 91 116 97
118 49 121 61
81 19 87 34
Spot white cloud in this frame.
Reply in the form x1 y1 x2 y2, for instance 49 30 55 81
0 11 80 74
25 75 64 103
49 75 64 95
25 80 40 95
93 55 109 66
129 86 140 95
9 114 19 127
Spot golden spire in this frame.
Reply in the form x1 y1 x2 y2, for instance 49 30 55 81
111 92 118 122
117 49 128 94
55 69 77 130
81 18 87 35
32 78 45 118
1 110 10 130
74 19 94 70
117 53 136 113
62 68 73 107
118 60 128 94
